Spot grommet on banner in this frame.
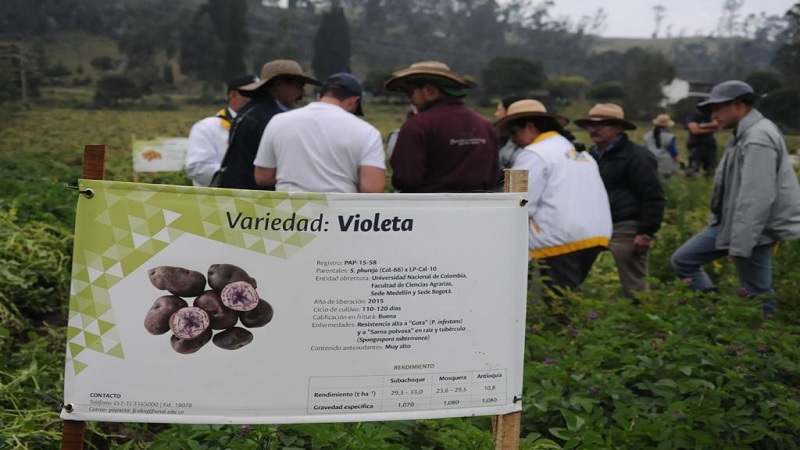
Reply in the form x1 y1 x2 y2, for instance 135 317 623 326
520 199 528 207
513 395 521 403
66 183 94 199
64 403 75 413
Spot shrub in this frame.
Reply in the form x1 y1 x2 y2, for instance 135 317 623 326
0 210 72 327
94 74 143 106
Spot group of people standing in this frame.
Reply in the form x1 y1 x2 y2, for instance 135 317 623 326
184 59 800 318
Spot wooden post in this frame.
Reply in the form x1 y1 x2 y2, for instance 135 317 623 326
61 144 106 450
491 169 527 450
131 134 139 183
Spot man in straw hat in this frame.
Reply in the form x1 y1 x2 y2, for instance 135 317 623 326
496 99 612 298
671 80 800 318
218 59 320 190
185 74 257 187
253 72 386 193
575 103 665 298
383 61 500 193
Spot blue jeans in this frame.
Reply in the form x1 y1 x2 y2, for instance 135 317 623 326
671 224 776 315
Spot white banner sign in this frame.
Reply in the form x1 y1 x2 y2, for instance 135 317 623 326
62 181 529 424
132 137 189 173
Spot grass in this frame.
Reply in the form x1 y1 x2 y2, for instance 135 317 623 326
2 94 800 449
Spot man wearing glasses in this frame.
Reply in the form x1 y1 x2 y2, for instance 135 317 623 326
576 103 665 298
383 61 500 193
671 80 800 318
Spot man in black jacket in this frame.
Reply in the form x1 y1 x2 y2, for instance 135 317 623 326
219 59 320 190
576 103 665 297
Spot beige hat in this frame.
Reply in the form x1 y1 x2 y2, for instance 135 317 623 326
238 59 320 96
383 61 475 92
652 113 675 128
574 103 637 130
494 99 569 132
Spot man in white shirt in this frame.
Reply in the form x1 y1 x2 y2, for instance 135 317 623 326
184 75 257 186
253 73 386 193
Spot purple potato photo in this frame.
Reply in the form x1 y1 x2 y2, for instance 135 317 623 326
207 264 257 291
220 281 259 311
193 290 239 330
212 327 254 350
169 306 210 339
240 299 274 328
148 266 207 297
170 328 213 354
144 295 188 335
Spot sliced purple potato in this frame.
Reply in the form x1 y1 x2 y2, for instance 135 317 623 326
144 295 188 335
220 281 259 312
169 306 210 339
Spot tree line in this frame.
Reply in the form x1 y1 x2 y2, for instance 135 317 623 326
0 0 798 126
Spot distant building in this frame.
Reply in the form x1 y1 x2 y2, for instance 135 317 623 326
660 78 714 106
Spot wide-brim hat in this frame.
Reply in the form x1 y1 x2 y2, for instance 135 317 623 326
652 113 675 128
238 59 320 97
383 61 475 93
574 103 637 130
696 80 757 115
494 99 569 132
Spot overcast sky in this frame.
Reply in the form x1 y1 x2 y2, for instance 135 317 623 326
546 0 796 38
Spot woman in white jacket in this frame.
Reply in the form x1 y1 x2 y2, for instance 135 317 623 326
496 100 613 295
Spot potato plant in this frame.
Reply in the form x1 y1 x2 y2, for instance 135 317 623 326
1 100 800 449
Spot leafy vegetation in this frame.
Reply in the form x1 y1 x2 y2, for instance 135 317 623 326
1 98 800 449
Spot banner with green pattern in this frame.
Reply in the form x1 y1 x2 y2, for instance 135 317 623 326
62 180 528 424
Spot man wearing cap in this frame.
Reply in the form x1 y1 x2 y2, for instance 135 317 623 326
671 80 800 317
185 75 256 187
576 103 665 298
252 73 386 193
384 61 500 193
218 59 320 190
496 99 612 296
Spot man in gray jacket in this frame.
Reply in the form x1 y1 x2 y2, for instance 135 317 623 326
671 80 800 317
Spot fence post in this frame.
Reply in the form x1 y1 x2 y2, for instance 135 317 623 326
492 169 528 450
61 144 106 450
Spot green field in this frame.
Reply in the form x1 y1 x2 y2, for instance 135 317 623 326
2 97 800 449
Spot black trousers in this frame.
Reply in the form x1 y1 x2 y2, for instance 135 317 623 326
538 246 604 295
688 145 717 177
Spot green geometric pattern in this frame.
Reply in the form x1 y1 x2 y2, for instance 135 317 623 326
66 180 328 375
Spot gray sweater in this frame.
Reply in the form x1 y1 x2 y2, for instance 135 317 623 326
710 109 800 257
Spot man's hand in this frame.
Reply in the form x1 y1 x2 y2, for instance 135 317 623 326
633 234 653 255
